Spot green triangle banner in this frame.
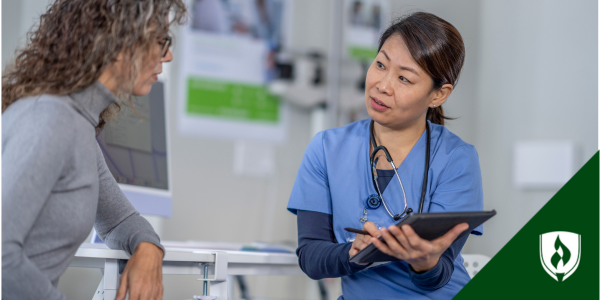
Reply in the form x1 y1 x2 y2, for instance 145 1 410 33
454 152 599 299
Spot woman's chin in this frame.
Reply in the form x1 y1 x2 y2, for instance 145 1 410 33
132 84 153 96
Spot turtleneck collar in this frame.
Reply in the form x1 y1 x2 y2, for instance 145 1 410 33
67 81 118 127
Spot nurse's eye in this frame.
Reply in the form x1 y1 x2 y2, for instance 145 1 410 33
399 76 410 83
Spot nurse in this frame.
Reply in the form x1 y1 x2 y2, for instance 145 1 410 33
287 12 483 299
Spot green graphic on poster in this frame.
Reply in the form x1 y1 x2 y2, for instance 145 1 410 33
186 77 279 123
177 0 290 142
348 46 378 62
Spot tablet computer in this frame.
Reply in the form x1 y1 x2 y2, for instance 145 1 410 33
349 210 496 264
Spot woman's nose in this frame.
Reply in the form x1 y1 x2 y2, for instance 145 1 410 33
161 49 173 63
376 74 393 95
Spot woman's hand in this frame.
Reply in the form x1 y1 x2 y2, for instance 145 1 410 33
116 242 164 300
349 222 382 266
371 223 469 272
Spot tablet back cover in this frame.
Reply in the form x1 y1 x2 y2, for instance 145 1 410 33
350 210 496 264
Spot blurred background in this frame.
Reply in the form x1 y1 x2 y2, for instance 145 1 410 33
2 0 597 299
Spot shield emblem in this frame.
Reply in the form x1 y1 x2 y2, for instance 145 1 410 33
539 231 581 282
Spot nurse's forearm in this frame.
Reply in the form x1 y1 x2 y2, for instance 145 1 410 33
296 210 368 279
297 240 366 279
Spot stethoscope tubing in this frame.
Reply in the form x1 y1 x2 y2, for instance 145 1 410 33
369 119 430 220
419 120 431 214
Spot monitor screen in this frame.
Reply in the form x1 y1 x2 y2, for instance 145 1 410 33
96 82 172 216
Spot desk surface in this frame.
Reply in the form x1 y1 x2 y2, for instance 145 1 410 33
74 243 302 276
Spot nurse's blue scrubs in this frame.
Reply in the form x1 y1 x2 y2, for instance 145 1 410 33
288 119 483 299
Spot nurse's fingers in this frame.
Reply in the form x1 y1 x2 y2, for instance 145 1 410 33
434 223 469 249
355 235 371 247
400 225 428 250
370 237 396 258
362 222 381 237
388 225 415 252
378 228 409 258
350 233 374 256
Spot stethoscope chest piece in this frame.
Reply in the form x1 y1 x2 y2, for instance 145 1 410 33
366 194 382 209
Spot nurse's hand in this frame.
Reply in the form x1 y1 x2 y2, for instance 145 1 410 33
371 223 469 273
349 222 381 266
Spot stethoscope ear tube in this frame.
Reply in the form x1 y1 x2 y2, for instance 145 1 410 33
418 122 431 214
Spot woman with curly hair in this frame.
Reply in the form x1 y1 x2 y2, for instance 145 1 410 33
2 1 186 299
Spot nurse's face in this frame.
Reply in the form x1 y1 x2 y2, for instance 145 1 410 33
364 34 450 130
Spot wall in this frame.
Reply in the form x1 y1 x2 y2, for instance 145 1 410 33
388 0 482 146
471 0 598 258
2 0 54 69
2 1 22 69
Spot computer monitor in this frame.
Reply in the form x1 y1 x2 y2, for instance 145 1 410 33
96 81 172 217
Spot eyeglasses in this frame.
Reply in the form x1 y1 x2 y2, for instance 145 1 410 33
158 36 172 58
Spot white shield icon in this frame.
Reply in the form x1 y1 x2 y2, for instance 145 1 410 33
539 231 581 282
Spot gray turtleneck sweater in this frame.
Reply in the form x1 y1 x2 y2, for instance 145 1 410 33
2 82 164 300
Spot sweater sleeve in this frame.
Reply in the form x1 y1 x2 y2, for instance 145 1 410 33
93 142 165 256
296 210 368 279
2 101 72 300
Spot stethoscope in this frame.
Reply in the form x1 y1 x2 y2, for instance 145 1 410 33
360 119 431 223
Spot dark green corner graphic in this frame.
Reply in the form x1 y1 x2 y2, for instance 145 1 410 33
454 152 599 299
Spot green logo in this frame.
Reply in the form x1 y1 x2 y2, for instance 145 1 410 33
540 231 581 282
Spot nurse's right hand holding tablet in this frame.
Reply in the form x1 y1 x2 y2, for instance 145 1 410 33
351 221 469 271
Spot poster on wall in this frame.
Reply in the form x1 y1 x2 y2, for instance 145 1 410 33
178 0 292 143
343 0 390 62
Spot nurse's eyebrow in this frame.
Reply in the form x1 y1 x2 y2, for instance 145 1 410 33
381 49 391 61
380 49 419 76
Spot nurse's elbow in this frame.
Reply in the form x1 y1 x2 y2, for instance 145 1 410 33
303 268 325 280
297 251 325 280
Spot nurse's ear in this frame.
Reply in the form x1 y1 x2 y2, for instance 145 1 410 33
428 83 453 108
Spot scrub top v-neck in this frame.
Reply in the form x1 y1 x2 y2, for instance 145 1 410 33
288 119 484 299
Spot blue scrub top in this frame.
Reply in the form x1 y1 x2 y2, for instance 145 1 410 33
288 119 484 299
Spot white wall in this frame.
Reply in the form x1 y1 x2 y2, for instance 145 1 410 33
389 0 482 145
2 1 22 69
470 0 598 257
2 0 53 69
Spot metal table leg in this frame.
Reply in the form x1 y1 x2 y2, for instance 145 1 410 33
196 251 229 299
91 276 104 300
103 259 119 299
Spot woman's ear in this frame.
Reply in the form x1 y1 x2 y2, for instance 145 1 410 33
429 83 453 108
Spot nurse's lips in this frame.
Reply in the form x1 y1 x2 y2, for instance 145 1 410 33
370 96 390 112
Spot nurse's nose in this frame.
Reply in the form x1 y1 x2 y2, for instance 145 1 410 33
376 72 393 96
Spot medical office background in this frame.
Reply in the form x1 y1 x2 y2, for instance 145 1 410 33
2 0 597 299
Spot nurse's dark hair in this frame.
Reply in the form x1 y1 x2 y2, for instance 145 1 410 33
378 12 464 125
